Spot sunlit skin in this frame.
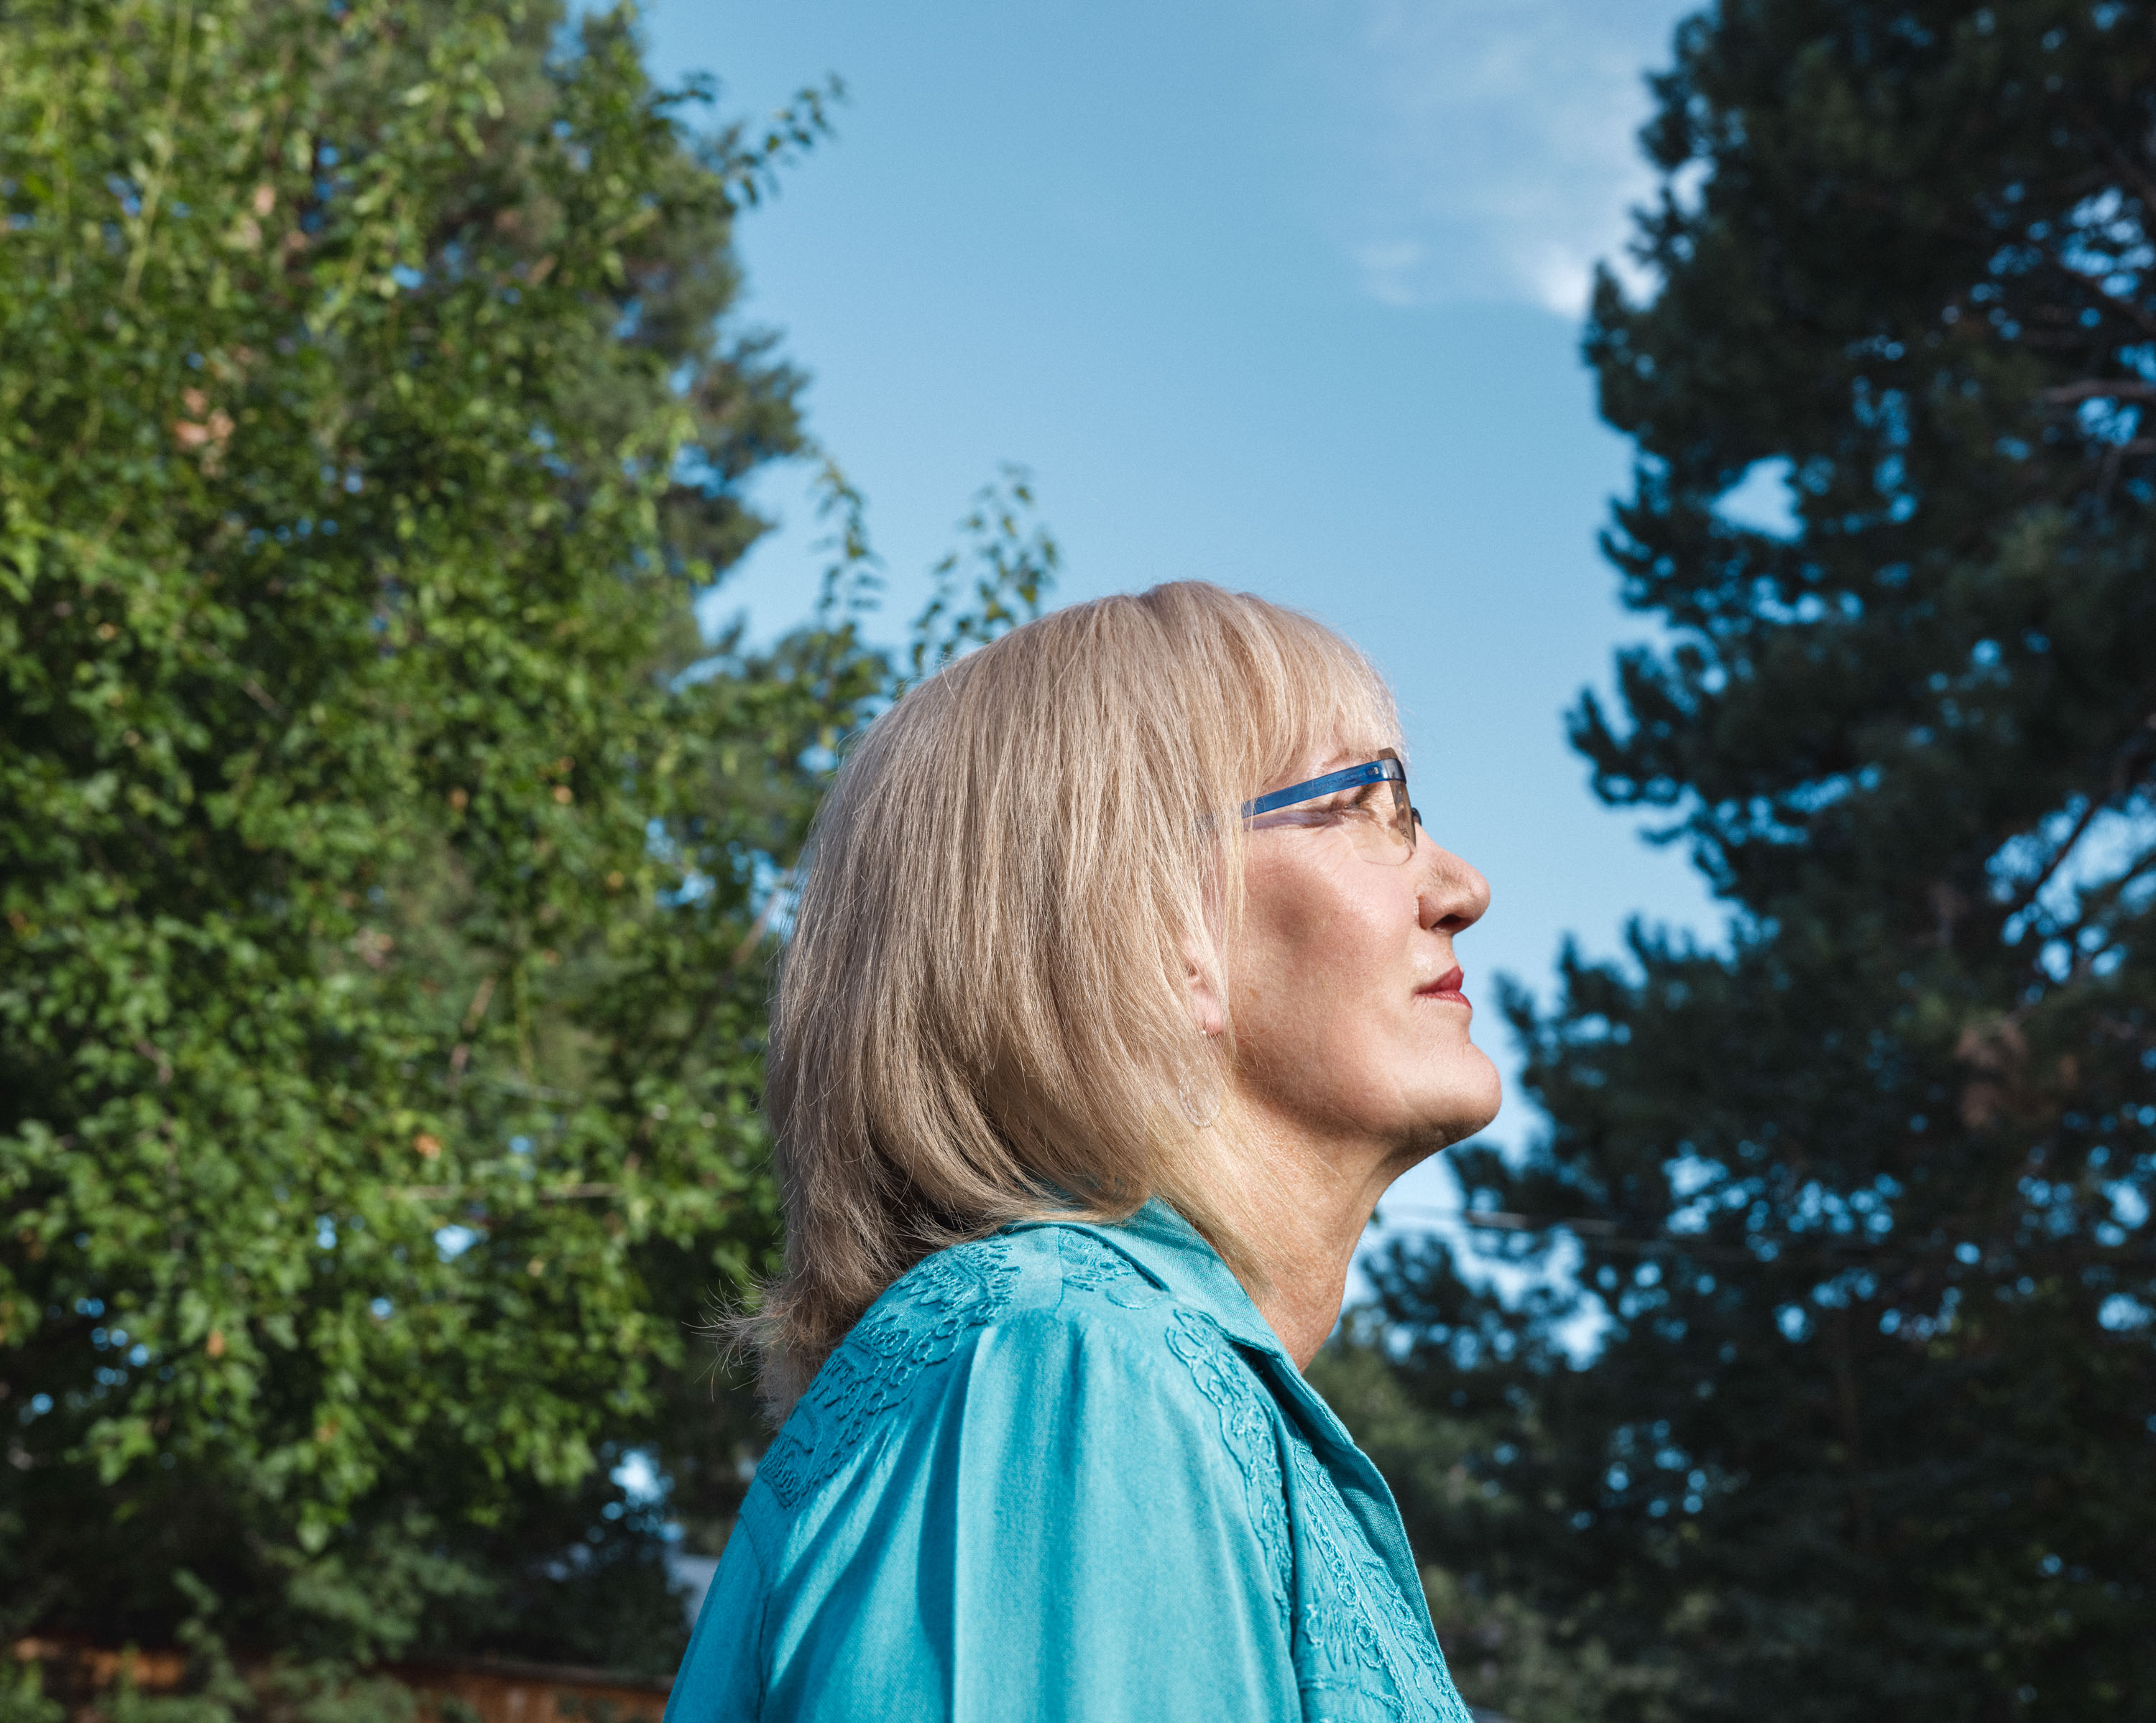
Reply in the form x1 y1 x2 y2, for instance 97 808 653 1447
1187 746 1500 1368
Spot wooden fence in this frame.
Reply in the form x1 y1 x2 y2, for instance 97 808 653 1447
8 1640 671 1723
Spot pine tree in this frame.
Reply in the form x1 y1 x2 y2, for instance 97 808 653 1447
1344 4 2156 1719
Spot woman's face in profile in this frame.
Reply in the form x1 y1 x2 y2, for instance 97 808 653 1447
1226 746 1501 1162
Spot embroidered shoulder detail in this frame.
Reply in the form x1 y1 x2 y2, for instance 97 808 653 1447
1163 1308 1293 1634
1286 1439 1472 1723
1056 1227 1135 1290
1052 1228 1166 1308
760 1239 1018 1510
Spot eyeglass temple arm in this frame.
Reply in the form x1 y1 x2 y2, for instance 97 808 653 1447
1240 757 1405 820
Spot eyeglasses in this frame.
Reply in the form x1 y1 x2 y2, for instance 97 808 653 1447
1240 749 1423 865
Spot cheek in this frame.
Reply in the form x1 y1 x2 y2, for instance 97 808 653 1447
1233 859 1411 1038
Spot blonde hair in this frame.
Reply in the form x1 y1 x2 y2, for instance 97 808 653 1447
750 581 1403 1416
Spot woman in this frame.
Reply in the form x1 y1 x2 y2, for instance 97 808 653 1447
670 583 1498 1722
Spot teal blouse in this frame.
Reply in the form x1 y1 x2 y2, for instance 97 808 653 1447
665 1201 1474 1722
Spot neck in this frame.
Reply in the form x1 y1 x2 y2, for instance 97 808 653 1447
1227 1110 1419 1369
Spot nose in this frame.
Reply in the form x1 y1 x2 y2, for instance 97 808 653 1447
1414 831 1489 935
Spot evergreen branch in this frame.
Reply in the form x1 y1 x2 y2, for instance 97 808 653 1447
1994 723 2156 933
1374 1205 1914 1265
2065 101 2156 241
1995 792 2111 930
2039 244 2156 342
2040 380 2156 404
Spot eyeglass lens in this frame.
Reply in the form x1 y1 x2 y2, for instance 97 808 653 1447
1243 752 1422 864
1307 767 1416 864
1355 774 1416 864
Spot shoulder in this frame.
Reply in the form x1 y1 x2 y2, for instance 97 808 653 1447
704 1227 1309 1720
750 1222 1249 1520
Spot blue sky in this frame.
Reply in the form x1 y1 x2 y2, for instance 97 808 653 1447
640 0 1722 1227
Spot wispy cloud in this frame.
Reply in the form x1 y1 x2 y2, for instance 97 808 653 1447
1315 0 1695 314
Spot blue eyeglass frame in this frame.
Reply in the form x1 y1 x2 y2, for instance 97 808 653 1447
1240 751 1423 857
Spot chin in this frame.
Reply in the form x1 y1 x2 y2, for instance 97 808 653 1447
1413 1050 1503 1150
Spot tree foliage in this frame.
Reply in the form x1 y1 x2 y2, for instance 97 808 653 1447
0 0 1051 1691
1337 4 2156 1719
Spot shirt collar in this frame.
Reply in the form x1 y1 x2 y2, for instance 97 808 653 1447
1077 1201 1386 1456
1013 1198 1430 1610
1038 1197 1287 1356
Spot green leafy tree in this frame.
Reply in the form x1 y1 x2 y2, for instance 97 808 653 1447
1338 3 2156 1719
0 0 1053 1691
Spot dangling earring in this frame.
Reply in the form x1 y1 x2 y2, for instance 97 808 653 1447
1176 1028 1221 1129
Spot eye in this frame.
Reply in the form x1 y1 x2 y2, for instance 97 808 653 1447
1250 805 1330 831
1248 782 1390 833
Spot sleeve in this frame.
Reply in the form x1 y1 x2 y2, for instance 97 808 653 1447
663 1519 769 1723
762 1311 1302 1723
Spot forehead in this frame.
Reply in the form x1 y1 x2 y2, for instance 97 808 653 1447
1198 596 1403 788
1248 743 1395 805
1266 686 1395 765
1314 739 1396 771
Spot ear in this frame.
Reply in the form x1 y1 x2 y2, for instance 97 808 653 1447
1183 951 1225 1040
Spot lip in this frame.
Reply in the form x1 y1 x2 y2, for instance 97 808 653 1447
1417 966 1468 1006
